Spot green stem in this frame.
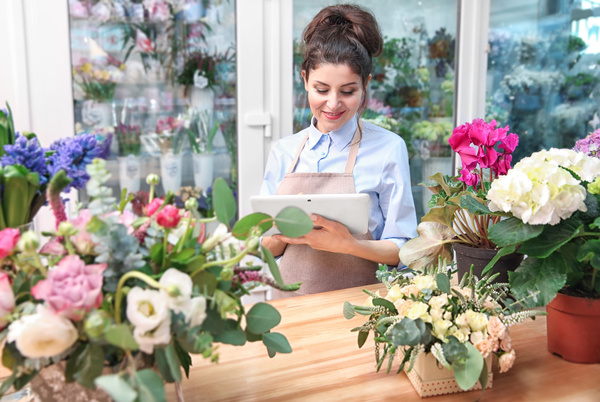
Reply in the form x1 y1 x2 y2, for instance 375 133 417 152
176 218 193 253
114 271 163 324
190 248 249 279
162 229 169 269
149 183 155 203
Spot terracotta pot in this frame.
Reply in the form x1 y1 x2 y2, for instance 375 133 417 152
546 292 600 364
453 242 524 284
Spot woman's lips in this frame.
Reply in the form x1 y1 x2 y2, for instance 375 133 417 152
323 111 344 120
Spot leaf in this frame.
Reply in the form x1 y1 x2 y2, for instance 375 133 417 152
357 330 369 348
399 222 455 270
481 245 517 275
274 207 313 237
213 178 236 226
452 342 484 391
488 217 543 247
150 242 164 265
154 348 176 383
509 255 568 307
133 369 166 402
262 332 292 354
372 298 398 314
192 270 218 296
169 248 196 263
214 327 247 345
343 301 356 319
246 302 281 334
519 218 583 258
386 318 425 347
71 344 105 389
105 324 140 350
94 374 137 402
421 204 459 231
165 343 183 382
436 272 451 294
577 239 600 270
261 247 284 287
232 212 273 239
460 194 491 215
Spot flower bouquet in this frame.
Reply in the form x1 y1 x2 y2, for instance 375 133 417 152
0 159 313 400
72 56 125 103
343 261 541 397
0 103 105 230
400 118 519 272
177 49 235 94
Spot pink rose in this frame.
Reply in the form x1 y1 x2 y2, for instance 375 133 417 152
31 255 106 321
0 228 20 260
70 209 95 254
487 316 506 338
0 272 15 330
156 205 181 228
146 198 164 217
498 349 516 373
39 237 66 256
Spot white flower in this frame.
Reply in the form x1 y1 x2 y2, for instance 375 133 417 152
186 296 207 327
7 305 78 358
412 275 436 292
448 326 470 343
385 284 402 303
432 319 452 340
193 71 209 89
466 310 488 332
406 301 431 323
134 318 171 354
470 330 485 346
159 268 193 313
428 294 448 309
126 287 170 332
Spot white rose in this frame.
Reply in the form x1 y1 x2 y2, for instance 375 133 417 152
7 305 77 358
448 326 470 343
186 296 207 328
428 294 448 309
385 285 402 303
412 275 436 292
134 319 171 354
470 330 485 346
455 313 469 327
126 287 170 332
432 319 452 340
466 310 488 332
159 268 193 313
429 307 443 321
406 302 431 323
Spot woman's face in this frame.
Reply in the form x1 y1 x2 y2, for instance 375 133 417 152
302 64 369 133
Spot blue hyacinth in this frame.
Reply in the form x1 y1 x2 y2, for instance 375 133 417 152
47 133 104 192
1 133 49 185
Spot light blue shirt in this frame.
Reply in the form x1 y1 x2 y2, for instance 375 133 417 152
260 116 418 252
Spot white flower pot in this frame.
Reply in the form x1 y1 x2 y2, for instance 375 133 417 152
118 154 141 194
160 152 183 195
188 87 215 114
193 153 215 191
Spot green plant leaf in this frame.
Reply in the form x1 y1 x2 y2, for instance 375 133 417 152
509 255 568 307
488 217 543 247
165 342 182 382
232 212 273 239
192 270 218 296
150 242 164 265
274 206 313 237
442 336 468 365
262 332 292 354
214 327 247 345
343 301 356 319
169 248 196 263
372 297 398 314
261 247 284 287
436 272 451 294
452 342 484 390
481 245 517 275
133 369 166 402
105 324 139 350
577 239 600 269
519 218 583 258
459 194 491 215
213 178 236 226
72 344 105 389
94 374 137 402
357 330 369 348
246 302 281 334
387 318 424 347
154 347 176 383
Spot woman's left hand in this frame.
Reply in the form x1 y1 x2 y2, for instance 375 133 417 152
272 214 357 254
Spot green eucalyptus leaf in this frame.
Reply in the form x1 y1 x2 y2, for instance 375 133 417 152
357 330 369 348
436 272 451 294
343 301 356 319
214 327 247 345
442 336 468 365
94 374 137 402
262 332 292 354
452 342 484 391
387 318 424 347
372 298 398 314
133 369 166 402
72 344 104 389
213 178 236 226
261 247 284 287
246 302 281 334
274 207 313 237
232 212 273 239
105 324 139 350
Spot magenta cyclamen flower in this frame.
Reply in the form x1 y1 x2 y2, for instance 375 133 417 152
31 255 106 321
448 119 518 186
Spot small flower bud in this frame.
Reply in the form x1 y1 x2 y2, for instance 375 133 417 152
146 174 160 186
57 222 78 237
17 230 39 253
245 236 260 253
164 284 182 298
83 310 112 339
185 197 199 211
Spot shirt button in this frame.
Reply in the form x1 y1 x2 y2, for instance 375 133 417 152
321 152 326 156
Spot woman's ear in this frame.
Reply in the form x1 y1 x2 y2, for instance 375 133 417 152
301 70 308 91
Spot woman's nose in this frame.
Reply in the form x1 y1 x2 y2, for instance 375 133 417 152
326 93 340 109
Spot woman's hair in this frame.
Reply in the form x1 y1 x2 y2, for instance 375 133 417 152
301 4 383 114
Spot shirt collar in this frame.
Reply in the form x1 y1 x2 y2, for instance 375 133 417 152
307 116 357 151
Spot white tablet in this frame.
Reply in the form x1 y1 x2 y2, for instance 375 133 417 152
250 193 370 235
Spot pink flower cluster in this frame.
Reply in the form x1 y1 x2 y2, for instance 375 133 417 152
448 119 519 187
156 116 184 134
573 128 600 159
0 228 20 260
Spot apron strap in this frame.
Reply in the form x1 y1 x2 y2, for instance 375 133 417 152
287 120 363 175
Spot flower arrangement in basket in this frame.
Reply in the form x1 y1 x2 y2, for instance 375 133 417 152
0 159 313 400
400 118 519 269
0 103 105 230
343 261 543 397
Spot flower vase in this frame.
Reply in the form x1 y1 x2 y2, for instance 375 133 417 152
193 153 214 191
403 351 493 397
160 152 183 195
81 99 114 129
188 87 215 114
546 292 600 363
118 154 141 194
453 242 524 284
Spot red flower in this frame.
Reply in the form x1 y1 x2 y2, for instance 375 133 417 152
156 205 181 228
146 198 164 217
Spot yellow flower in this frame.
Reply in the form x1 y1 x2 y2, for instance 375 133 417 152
385 284 402 303
432 319 452 341
466 310 488 332
81 62 93 73
406 301 431 323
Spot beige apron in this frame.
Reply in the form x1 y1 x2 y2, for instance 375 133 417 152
272 122 379 299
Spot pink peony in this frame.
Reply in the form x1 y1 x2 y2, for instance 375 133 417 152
31 255 106 321
0 228 20 260
156 205 181 228
0 272 15 330
146 198 164 217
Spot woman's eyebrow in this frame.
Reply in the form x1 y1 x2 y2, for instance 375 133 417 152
313 80 359 87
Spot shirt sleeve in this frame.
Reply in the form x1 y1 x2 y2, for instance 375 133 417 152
260 143 284 196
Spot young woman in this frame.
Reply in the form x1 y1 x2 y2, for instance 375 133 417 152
260 4 417 297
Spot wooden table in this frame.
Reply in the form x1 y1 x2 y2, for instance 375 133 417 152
168 284 600 401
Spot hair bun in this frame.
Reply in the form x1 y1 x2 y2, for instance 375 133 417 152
325 15 352 28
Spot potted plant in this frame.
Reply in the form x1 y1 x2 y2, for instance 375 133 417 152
114 122 142 194
399 118 521 283
0 159 313 400
344 260 542 398
484 130 600 363
155 116 186 195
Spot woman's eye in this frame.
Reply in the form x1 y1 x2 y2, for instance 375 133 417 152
316 89 328 94
342 91 355 96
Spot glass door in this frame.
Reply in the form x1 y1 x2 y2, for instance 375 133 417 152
292 0 458 219
67 0 237 217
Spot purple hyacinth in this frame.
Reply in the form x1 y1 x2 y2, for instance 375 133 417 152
1 133 49 185
47 133 105 192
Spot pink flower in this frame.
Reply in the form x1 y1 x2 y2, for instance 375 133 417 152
135 29 154 53
39 237 66 256
70 209 94 255
459 168 479 187
31 255 106 321
146 198 164 217
498 349 516 373
156 205 181 228
0 228 20 260
0 272 15 330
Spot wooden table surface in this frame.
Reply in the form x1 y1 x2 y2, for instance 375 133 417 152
167 284 600 402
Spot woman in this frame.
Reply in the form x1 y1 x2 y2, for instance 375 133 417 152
260 4 417 297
